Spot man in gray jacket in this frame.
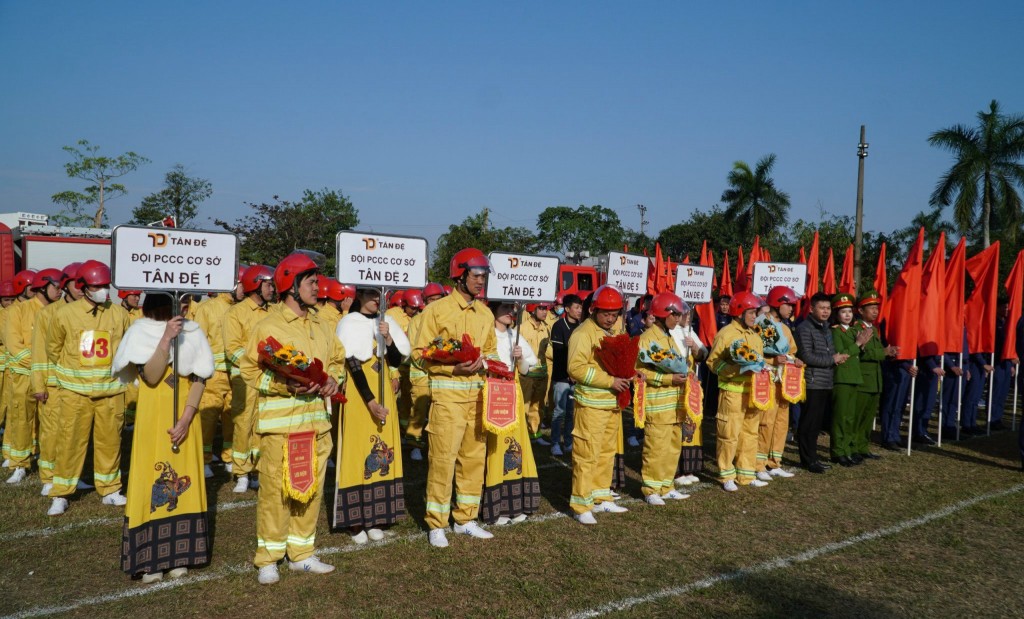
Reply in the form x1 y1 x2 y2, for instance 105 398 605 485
794 293 849 473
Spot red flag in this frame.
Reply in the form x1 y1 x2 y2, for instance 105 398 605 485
735 246 747 292
839 244 855 294
886 229 924 360
683 255 690 264
799 247 806 264
965 242 1000 354
942 238 966 353
763 248 772 262
805 232 820 300
1002 249 1024 361
822 247 837 295
719 250 733 298
696 249 719 347
747 236 761 278
874 242 888 322
623 244 629 252
917 233 946 357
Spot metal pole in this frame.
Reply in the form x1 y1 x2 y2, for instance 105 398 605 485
956 353 964 441
937 356 945 447
1013 366 1019 431
378 287 388 428
987 353 995 436
853 125 868 296
171 292 181 454
906 360 917 456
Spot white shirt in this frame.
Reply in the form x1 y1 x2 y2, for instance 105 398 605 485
495 326 538 375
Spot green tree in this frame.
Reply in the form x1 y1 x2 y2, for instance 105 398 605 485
130 164 212 228
215 188 358 274
51 139 150 227
429 208 537 282
928 99 1024 247
720 154 791 238
621 229 655 255
657 205 743 261
535 205 625 258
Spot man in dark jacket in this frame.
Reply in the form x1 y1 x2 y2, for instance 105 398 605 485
549 294 583 454
794 293 848 473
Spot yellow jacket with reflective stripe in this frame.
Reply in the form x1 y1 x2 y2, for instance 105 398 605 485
223 296 272 376
241 303 346 435
315 303 343 333
47 298 129 396
409 293 498 404
0 301 17 372
386 306 413 335
520 314 552 378
568 318 618 410
194 293 234 373
406 311 428 381
31 298 73 393
5 296 47 378
707 319 765 393
636 325 682 415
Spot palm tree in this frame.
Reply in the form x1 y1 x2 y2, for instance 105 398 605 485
721 154 791 238
928 99 1024 247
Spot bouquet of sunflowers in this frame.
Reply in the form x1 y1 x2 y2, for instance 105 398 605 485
638 342 689 375
729 339 766 374
754 315 792 357
258 336 346 403
420 333 481 364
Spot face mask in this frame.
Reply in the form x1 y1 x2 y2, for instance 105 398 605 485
555 307 565 316
87 287 109 304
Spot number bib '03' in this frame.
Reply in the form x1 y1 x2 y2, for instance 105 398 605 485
79 330 112 367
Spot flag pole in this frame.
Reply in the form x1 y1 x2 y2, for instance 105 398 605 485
1013 365 1019 432
956 352 964 441
987 352 995 436
936 356 945 447
906 360 917 456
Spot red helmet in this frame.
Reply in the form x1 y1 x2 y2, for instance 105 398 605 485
591 285 624 311
388 290 405 308
443 285 453 295
339 284 356 300
554 293 566 305
403 289 425 309
728 291 765 317
275 253 319 294
117 289 142 300
61 263 82 289
77 261 110 287
423 282 445 299
237 264 249 284
0 281 14 298
318 276 337 299
320 278 344 302
12 270 36 295
525 302 551 313
449 248 490 279
650 292 689 318
240 265 274 294
766 286 800 309
32 268 64 290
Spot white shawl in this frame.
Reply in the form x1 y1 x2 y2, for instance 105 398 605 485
336 312 411 363
111 318 216 384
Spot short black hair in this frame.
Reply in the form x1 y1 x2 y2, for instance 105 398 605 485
810 292 831 307
142 292 174 322
563 294 583 308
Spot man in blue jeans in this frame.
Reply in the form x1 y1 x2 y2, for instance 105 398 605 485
549 294 583 455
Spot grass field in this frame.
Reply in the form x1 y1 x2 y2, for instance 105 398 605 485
1 417 1022 619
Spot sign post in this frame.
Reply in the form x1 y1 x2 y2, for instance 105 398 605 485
751 262 808 296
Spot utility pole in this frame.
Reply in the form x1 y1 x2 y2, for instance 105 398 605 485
854 126 868 295
637 203 649 237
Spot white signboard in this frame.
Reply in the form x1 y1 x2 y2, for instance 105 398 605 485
674 264 715 304
751 262 808 296
486 252 560 302
111 225 239 292
605 251 649 296
336 231 428 289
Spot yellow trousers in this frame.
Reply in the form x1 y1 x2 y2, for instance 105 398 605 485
424 399 486 529
406 377 429 442
715 390 760 484
519 375 548 436
230 375 259 476
38 392 60 483
50 389 125 497
199 371 234 463
5 373 38 469
569 404 621 515
253 430 332 567
756 398 790 471
641 417 681 496
396 365 413 432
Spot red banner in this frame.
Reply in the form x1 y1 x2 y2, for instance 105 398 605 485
685 374 703 421
285 431 316 502
483 377 518 434
780 364 806 403
750 370 774 410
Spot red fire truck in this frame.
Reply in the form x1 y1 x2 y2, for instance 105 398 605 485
0 212 112 280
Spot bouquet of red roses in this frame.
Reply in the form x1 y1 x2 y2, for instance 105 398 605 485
594 333 640 408
486 359 515 381
420 333 480 364
258 336 346 403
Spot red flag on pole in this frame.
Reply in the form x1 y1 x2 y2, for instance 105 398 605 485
873 242 888 322
805 232 820 301
719 250 733 298
734 246 747 293
1002 249 1024 361
964 242 1000 354
839 244 855 294
886 229 924 360
696 249 719 347
917 233 946 357
822 247 837 295
747 236 761 279
942 237 966 353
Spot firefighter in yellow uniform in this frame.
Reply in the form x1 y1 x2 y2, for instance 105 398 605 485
391 289 422 439
569 285 632 525
411 249 499 548
0 279 22 465
195 266 247 476
46 261 130 516
241 252 345 585
405 283 445 461
315 277 347 331
117 289 143 432
519 302 553 444
636 292 693 505
32 264 84 494
224 264 276 493
1 270 35 466
707 291 769 492
755 286 802 481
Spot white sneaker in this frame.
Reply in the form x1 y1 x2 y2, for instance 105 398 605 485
102 491 127 506
351 530 368 545
664 489 690 500
510 513 528 524
288 556 334 574
47 497 68 516
367 528 384 541
723 480 739 492
495 516 511 526
1 458 9 468
610 490 621 500
225 463 233 474
168 567 188 578
750 479 769 488
141 571 163 584
534 437 551 446
551 444 563 456
428 528 449 548
76 480 94 490
6 467 27 484
575 511 598 525
768 467 794 478
755 471 772 482
593 502 628 514
410 448 423 462
453 521 494 539
232 476 250 493
204 465 214 479
646 494 666 506
674 475 695 487
627 436 641 448
41 482 52 496
257 564 280 585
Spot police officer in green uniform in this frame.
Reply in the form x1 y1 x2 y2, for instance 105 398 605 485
852 290 897 460
831 293 867 466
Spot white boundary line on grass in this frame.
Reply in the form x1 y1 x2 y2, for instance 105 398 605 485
558 482 1024 619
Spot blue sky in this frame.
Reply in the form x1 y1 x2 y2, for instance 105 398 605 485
1 1 1022 251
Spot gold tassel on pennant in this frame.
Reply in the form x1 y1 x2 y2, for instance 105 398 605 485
749 370 774 411
632 377 646 429
482 376 520 436
282 431 318 503
683 374 704 426
780 364 806 404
